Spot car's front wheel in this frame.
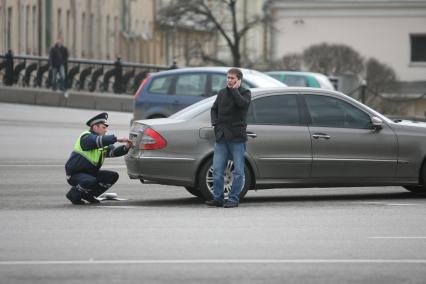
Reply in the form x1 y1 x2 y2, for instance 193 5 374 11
404 164 426 193
403 185 425 193
198 157 251 201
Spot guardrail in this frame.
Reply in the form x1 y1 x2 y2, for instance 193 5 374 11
0 50 176 95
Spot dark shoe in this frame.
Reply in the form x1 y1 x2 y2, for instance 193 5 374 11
66 187 85 205
223 201 239 208
81 194 100 204
205 200 224 207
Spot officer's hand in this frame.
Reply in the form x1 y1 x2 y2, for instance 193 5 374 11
117 137 131 143
125 141 133 149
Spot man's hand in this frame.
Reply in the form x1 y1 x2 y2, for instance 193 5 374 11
232 79 241 89
117 137 133 149
124 141 133 149
117 137 131 143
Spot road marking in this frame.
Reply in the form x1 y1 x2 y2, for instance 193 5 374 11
97 206 138 209
2 259 426 265
356 202 419 206
0 164 126 169
370 237 426 239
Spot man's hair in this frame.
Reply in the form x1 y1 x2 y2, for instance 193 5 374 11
228 68 243 80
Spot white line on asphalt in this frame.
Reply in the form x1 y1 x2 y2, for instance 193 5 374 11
2 259 426 265
0 164 126 169
355 202 419 206
386 203 419 206
97 206 138 209
0 165 63 167
370 237 426 239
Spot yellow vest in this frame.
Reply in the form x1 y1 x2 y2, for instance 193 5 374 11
73 131 109 166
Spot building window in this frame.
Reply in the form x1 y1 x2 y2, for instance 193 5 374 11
411 34 426 62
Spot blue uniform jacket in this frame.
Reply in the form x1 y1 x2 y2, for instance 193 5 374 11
65 131 129 176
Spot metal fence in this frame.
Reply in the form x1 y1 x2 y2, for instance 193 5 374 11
0 51 176 95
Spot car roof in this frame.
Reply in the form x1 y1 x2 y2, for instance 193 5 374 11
149 67 286 87
266 71 326 76
152 67 270 76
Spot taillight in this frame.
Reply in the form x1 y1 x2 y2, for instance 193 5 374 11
139 128 167 150
134 75 150 98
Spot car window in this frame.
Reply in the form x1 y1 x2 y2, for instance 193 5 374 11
267 74 281 81
211 74 227 94
175 73 207 96
243 70 286 87
284 75 309 87
247 94 301 125
304 94 371 129
148 75 173 94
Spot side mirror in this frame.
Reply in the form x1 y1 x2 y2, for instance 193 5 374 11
371 116 383 130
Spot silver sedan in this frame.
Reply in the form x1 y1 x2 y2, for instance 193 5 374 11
125 87 426 200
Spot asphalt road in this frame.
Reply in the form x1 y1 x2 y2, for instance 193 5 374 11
1 102 426 284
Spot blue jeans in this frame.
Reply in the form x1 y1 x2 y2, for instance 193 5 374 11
52 65 65 91
212 141 246 203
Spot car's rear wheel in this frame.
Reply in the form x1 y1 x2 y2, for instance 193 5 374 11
184 186 203 198
198 157 251 201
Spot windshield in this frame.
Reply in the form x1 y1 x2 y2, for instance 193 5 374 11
244 69 286 87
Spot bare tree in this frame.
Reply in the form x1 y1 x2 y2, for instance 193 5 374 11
364 58 405 114
303 43 364 76
158 0 267 67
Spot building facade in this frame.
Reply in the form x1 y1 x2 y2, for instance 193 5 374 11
266 0 426 82
0 0 161 64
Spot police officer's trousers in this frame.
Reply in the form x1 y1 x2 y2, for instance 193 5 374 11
67 170 119 197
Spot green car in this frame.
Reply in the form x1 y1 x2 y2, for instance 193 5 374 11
266 71 335 90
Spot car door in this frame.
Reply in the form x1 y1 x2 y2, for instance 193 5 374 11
246 93 312 179
303 93 398 179
172 73 209 114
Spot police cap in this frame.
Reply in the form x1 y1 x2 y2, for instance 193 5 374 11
86 112 109 127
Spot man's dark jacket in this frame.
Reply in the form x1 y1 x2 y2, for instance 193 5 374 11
211 86 251 142
49 44 68 68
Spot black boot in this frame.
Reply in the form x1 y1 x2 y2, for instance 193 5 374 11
81 193 100 204
66 187 85 205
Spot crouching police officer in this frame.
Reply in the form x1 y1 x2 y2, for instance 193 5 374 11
65 112 132 205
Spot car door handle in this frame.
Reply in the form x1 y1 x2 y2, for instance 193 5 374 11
247 132 257 139
312 133 330 139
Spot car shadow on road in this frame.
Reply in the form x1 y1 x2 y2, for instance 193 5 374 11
242 191 426 205
97 190 426 207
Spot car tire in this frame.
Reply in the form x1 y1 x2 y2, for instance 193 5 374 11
404 163 426 193
403 185 425 193
198 157 251 201
184 186 203 198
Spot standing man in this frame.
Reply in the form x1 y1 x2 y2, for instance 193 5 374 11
48 36 68 91
65 112 132 205
206 68 251 208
